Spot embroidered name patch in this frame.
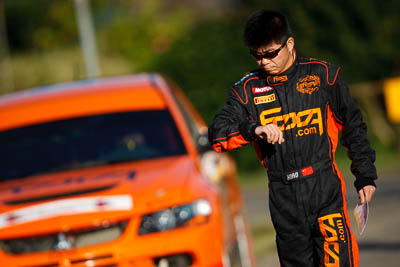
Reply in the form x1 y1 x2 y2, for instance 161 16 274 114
273 75 288 83
252 86 274 94
254 94 276 105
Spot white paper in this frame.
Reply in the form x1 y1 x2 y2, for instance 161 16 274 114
353 202 369 235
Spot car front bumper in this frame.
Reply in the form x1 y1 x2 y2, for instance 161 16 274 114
0 215 225 267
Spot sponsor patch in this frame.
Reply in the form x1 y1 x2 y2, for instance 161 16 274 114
252 86 274 94
318 213 347 265
273 75 288 83
259 107 323 137
235 71 259 85
296 75 320 95
286 171 299 181
254 93 276 105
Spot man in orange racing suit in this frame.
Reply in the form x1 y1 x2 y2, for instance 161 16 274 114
208 10 377 267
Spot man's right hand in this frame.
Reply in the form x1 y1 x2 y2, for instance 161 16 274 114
254 124 285 144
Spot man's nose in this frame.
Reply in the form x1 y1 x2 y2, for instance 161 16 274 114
261 57 271 65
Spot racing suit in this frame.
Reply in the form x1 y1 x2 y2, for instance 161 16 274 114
208 55 377 267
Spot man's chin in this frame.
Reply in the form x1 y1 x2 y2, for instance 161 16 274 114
263 68 278 75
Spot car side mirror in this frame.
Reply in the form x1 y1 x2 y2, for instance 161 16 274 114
196 133 211 154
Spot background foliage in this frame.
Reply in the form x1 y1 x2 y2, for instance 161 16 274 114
2 0 400 171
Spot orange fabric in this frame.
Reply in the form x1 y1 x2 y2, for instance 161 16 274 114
212 134 249 152
326 104 359 267
318 213 342 266
212 131 241 141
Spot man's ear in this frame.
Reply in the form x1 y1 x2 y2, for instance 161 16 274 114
287 37 295 52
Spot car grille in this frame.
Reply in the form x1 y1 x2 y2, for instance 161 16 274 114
0 221 127 255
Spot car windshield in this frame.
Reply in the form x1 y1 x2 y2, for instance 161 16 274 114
0 110 187 181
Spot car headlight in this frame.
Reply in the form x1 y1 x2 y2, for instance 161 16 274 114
139 199 212 235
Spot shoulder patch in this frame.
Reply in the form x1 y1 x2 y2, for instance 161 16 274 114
234 71 259 86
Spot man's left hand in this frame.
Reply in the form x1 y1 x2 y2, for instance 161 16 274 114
358 185 376 203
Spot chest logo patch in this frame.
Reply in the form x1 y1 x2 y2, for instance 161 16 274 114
273 75 288 83
254 94 276 105
296 75 320 95
252 86 274 94
259 107 323 137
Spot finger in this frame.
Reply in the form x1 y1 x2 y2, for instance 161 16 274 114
265 126 275 143
254 126 265 139
271 125 281 144
278 129 285 144
366 187 375 203
269 125 283 144
260 132 267 140
265 128 273 143
363 185 375 203
366 192 372 203
269 128 278 144
258 129 267 140
275 127 280 144
279 136 285 144
358 189 366 204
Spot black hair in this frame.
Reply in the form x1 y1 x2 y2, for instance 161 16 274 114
244 10 291 49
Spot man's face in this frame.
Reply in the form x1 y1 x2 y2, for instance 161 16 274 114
251 37 295 75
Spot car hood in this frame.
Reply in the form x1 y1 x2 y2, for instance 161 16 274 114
0 155 197 238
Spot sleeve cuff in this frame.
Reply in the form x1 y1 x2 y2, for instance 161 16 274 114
354 177 377 192
239 120 259 141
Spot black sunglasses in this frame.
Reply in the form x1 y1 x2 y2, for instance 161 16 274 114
249 38 289 60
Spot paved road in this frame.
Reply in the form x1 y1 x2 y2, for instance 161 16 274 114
242 170 400 267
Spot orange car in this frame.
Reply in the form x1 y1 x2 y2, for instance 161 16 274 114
0 74 255 267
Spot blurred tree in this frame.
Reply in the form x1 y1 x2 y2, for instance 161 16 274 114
96 0 196 72
5 0 400 81
152 18 254 123
5 0 77 51
0 0 13 94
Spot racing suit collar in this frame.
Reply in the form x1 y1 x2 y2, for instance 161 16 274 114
266 50 298 86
